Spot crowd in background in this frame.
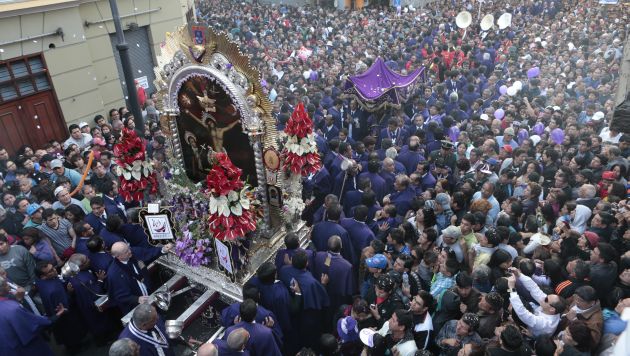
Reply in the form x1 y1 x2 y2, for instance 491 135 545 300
1 0 630 355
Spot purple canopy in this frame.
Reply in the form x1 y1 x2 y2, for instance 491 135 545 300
344 58 424 111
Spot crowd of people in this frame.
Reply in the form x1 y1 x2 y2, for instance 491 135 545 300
1 0 629 355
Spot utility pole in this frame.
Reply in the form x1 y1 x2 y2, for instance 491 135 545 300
615 33 630 106
108 0 145 134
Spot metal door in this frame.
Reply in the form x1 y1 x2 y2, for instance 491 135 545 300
110 26 157 99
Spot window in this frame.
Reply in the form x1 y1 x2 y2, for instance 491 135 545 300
0 54 52 103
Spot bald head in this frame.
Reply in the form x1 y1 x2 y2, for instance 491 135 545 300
69 253 89 271
111 242 131 261
196 342 218 356
227 328 250 351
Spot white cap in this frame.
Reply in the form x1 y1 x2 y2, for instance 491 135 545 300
79 121 89 128
530 135 542 146
359 328 377 347
480 114 490 121
592 112 605 121
54 186 66 197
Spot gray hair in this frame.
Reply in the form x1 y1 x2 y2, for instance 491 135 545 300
581 184 597 199
109 338 139 356
472 264 491 283
385 147 398 159
132 303 155 329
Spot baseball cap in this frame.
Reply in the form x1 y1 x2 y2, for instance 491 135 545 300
602 171 615 180
51 159 63 169
504 127 515 136
79 121 89 129
365 254 388 269
480 113 490 121
592 111 605 121
532 233 551 246
26 203 42 216
375 274 395 292
360 328 378 347
502 145 513 154
337 316 359 343
54 186 66 197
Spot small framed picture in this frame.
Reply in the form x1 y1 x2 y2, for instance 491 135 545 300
139 208 176 245
215 239 236 282
192 25 206 45
267 185 282 207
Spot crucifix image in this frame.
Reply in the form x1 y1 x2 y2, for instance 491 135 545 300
182 87 240 152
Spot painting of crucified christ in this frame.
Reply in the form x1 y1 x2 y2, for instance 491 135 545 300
176 75 257 186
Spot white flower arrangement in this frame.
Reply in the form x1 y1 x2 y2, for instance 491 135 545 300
209 187 255 217
282 196 305 223
284 133 318 156
115 160 154 181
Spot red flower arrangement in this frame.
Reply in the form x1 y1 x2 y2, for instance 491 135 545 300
282 102 321 176
206 152 257 242
113 128 158 202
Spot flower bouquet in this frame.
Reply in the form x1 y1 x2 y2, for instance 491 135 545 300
174 230 213 267
113 128 158 202
282 102 321 176
205 152 257 242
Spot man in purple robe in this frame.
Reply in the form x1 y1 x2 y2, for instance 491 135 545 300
310 204 355 264
35 261 87 353
312 194 343 225
107 241 152 315
342 177 371 218
249 262 297 354
118 303 174 356
340 205 376 263
0 276 61 356
211 328 250 356
358 160 388 203
220 283 282 344
223 299 282 356
67 253 118 343
388 175 417 217
274 232 314 272
312 236 354 312
278 250 330 351
396 136 426 175
86 235 114 272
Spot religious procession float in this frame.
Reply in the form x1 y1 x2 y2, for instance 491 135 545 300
107 11 424 349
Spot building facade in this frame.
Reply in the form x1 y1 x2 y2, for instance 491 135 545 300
0 0 186 154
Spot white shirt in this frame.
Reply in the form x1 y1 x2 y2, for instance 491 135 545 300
509 274 560 337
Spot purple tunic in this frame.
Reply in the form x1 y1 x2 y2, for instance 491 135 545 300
311 221 356 265
223 321 282 356
68 270 115 335
118 319 175 356
220 302 283 344
0 298 54 356
248 277 293 334
311 251 354 310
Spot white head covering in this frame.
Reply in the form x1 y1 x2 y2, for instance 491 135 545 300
570 205 592 234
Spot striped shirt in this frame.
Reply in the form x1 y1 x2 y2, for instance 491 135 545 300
37 218 73 255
